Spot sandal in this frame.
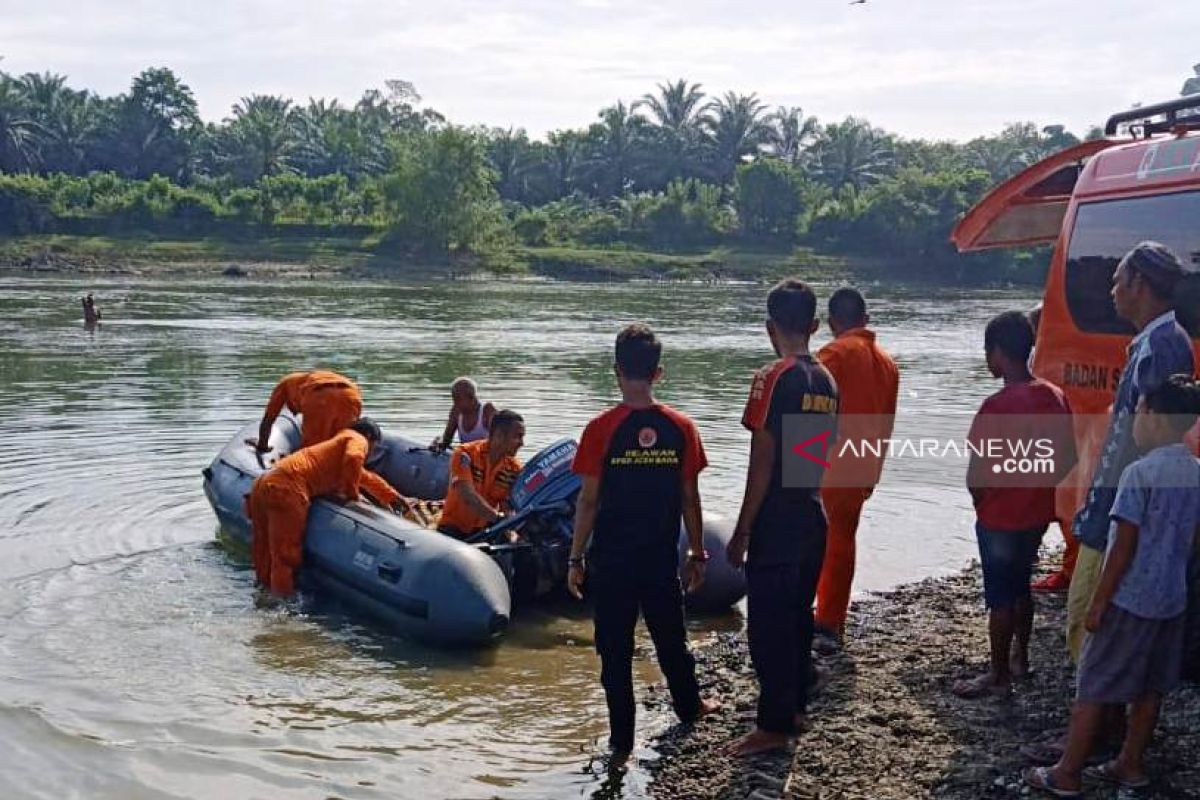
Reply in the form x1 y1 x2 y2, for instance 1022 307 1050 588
1083 761 1151 789
1024 766 1082 798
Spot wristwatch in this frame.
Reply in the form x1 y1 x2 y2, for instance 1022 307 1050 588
686 549 710 563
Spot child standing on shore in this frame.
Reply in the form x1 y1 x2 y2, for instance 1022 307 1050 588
1025 374 1200 797
955 312 1075 699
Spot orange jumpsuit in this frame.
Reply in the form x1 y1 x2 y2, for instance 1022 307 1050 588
815 328 900 635
264 371 363 449
247 429 400 595
437 439 522 537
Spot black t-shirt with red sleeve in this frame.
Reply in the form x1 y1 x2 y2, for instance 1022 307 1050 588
572 402 707 568
741 354 839 566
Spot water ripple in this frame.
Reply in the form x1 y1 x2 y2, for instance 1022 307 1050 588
0 274 1039 799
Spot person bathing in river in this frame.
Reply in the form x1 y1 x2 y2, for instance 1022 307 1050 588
725 279 839 756
954 311 1075 699
1025 376 1200 797
249 370 363 452
436 409 524 539
566 324 719 765
431 378 496 452
82 293 101 326
247 418 404 595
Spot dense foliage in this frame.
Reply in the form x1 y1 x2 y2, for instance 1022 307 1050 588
0 67 1118 275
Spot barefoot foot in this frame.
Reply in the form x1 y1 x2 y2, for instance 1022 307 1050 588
952 671 1011 699
726 728 790 757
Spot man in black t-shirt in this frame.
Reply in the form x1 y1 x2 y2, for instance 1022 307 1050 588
568 324 720 762
726 279 839 757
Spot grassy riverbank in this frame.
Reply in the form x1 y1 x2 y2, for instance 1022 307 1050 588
0 233 858 282
645 562 1200 800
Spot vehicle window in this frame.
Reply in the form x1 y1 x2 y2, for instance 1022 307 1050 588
1065 190 1200 336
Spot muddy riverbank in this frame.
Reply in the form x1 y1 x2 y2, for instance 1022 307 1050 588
646 564 1200 800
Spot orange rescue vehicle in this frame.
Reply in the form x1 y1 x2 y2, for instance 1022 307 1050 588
952 94 1200 540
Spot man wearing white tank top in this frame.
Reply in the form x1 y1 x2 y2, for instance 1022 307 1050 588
432 377 497 452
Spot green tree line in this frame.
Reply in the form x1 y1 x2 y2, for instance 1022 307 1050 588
0 67 1112 277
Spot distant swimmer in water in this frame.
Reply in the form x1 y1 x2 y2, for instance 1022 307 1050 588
82 293 101 326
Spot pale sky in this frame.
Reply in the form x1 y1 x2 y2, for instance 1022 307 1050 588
1 0 1196 142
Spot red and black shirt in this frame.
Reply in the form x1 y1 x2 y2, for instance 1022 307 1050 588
742 354 839 565
572 403 707 566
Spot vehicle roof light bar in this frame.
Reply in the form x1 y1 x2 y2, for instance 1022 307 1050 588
1105 94 1200 136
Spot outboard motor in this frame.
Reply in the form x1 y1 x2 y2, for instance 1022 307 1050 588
510 438 580 597
474 438 580 602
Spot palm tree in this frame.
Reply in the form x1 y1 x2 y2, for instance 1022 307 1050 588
635 79 711 185
0 76 41 172
704 92 770 183
221 95 298 182
294 98 340 175
582 101 650 197
294 98 387 180
25 83 99 175
962 122 1078 183
17 72 68 111
1037 124 1080 158
810 117 895 190
637 79 708 135
543 130 582 197
486 127 534 201
765 106 819 166
964 136 1024 182
106 67 201 180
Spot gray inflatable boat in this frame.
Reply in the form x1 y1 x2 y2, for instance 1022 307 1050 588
202 415 746 647
203 416 511 647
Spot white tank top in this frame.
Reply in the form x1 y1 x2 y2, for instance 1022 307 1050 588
458 403 489 443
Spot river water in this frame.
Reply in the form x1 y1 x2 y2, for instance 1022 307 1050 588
0 275 1039 799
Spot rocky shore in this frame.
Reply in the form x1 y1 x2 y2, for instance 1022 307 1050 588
1 247 344 279
645 565 1200 800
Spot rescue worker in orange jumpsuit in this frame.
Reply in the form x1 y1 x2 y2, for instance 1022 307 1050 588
247 417 402 595
251 370 363 452
814 288 900 644
437 410 525 539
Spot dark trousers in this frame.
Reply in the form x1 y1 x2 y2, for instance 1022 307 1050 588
747 535 826 734
591 559 701 752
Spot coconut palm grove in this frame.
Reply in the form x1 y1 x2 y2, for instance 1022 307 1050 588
0 66 1190 280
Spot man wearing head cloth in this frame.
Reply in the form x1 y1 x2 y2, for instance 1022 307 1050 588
1066 241 1196 660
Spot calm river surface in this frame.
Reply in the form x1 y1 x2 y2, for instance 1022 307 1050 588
0 275 1038 799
